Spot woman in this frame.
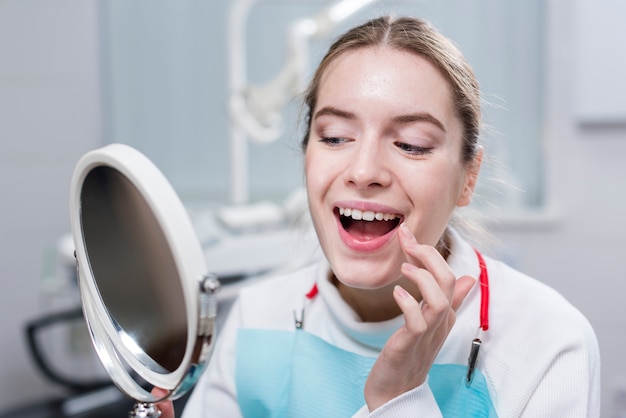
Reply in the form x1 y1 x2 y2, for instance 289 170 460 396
160 15 600 417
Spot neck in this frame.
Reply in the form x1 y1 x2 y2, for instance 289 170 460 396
331 274 422 322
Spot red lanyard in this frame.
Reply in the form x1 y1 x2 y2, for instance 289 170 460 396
305 283 319 300
468 249 489 385
474 249 490 332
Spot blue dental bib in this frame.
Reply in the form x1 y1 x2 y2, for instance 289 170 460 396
236 329 497 417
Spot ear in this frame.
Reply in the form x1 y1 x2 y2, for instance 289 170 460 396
456 147 483 207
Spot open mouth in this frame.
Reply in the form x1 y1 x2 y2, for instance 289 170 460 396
336 207 402 241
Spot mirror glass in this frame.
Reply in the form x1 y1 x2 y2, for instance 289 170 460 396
80 165 187 373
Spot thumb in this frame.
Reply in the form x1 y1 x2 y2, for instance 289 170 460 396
151 387 175 418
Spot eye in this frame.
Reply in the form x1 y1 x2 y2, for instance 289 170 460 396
319 137 350 147
394 141 433 156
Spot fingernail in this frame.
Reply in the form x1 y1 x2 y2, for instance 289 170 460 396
401 262 418 274
394 284 410 299
400 222 413 239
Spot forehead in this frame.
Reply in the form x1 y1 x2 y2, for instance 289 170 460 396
316 47 457 126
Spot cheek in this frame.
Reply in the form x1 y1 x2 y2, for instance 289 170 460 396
304 152 327 207
441 168 467 205
406 162 466 209
305 150 335 193
304 153 336 244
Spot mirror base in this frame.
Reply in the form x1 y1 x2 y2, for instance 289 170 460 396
129 402 161 418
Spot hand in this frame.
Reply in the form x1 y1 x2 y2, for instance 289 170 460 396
364 224 476 411
151 387 175 418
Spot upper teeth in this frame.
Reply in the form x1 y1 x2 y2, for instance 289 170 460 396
339 207 398 221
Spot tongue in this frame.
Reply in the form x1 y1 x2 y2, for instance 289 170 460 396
345 219 396 240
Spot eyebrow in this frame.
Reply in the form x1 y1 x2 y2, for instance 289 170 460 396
313 106 446 132
313 106 356 121
392 113 446 132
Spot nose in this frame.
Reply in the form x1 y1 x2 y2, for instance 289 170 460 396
345 140 391 190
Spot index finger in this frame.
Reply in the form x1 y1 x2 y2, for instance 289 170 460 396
398 224 456 299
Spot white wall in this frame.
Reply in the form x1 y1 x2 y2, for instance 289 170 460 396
0 0 625 415
0 0 102 411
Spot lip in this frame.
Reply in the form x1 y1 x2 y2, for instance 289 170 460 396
334 200 402 252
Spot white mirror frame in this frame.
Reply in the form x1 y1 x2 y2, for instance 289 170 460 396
69 143 218 406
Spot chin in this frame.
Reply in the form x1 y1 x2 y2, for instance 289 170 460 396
330 258 402 290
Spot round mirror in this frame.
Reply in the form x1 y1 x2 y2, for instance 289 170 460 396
69 144 219 416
